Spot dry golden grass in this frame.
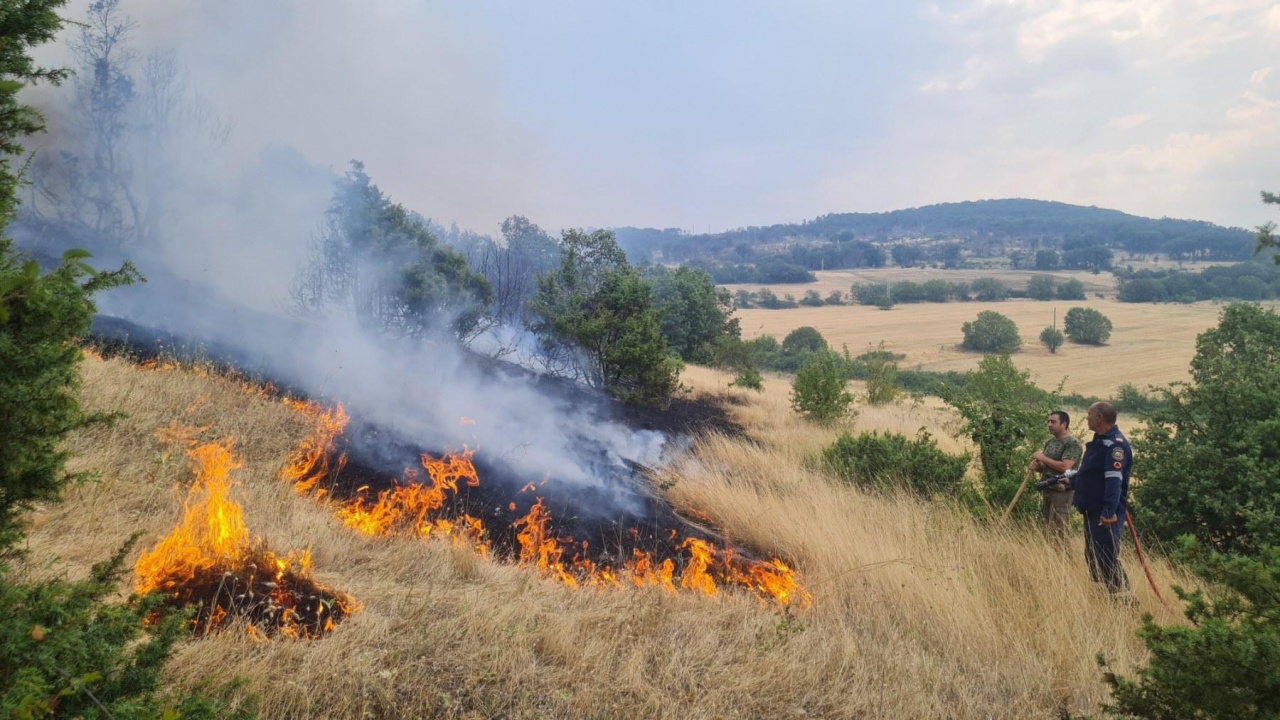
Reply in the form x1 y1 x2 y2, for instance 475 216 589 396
12 355 1197 719
735 297 1280 397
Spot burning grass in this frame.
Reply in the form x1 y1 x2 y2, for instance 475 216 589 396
11 353 1204 718
278 401 811 607
135 439 358 639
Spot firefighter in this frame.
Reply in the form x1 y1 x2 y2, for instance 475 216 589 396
1028 410 1083 539
1072 402 1132 595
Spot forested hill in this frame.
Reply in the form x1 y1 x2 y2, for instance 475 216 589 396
614 198 1255 264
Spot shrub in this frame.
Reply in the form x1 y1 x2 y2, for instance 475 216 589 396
824 290 845 306
1102 541 1280 720
1056 278 1086 300
961 311 1021 353
823 429 971 497
1026 274 1056 300
781 326 828 355
799 290 824 307
790 350 854 423
863 341 899 406
1039 326 1064 353
970 277 1009 301
730 367 764 391
1063 306 1113 344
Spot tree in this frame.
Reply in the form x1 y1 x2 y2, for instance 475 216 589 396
465 215 560 324
1026 274 1056 300
527 229 679 405
1039 326 1064 354
1103 542 1280 720
781 325 828 356
1056 278 1086 300
291 162 492 341
891 244 925 268
1135 304 1280 555
970 277 1009 301
1256 190 1279 264
0 6 209 715
1063 306 1112 344
936 355 1058 512
646 265 740 364
862 341 899 405
790 350 854 423
1034 249 1059 270
961 311 1021 353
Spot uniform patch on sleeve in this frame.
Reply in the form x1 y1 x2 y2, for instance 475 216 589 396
1113 461 1123 469
1111 448 1125 460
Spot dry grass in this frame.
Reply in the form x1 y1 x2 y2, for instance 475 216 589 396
11 355 1198 719
734 296 1280 397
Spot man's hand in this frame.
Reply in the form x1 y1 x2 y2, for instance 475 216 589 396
1099 514 1119 528
1029 459 1042 471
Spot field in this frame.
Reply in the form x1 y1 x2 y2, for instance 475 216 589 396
728 270 1280 397
11 353 1196 719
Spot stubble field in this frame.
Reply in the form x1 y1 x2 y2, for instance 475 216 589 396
728 270 1280 397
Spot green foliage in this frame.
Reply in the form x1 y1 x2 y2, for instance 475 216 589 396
729 367 763 391
1064 306 1113 344
1118 262 1280 303
1102 541 1280 720
790 350 854 423
781 326 828 355
1056 278 1087 300
969 277 1009 301
960 311 1021 354
936 355 1057 512
645 265 740 364
1135 304 1280 555
862 341 899 405
292 162 493 339
528 230 678 405
1026 274 1057 300
0 538 237 720
1039 326 1064 354
1035 249 1059 270
823 429 971 498
1255 190 1279 265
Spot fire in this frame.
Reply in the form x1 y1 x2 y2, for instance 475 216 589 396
135 439 358 638
281 402 812 608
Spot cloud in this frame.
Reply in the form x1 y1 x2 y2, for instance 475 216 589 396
1109 113 1153 129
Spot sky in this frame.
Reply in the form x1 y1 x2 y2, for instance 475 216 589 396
43 0 1280 235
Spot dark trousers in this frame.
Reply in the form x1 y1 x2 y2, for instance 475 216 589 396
1082 509 1130 593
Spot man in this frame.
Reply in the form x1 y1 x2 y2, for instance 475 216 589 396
1029 410 1083 538
1072 402 1132 595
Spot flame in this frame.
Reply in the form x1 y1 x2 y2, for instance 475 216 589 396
280 402 811 607
135 439 358 638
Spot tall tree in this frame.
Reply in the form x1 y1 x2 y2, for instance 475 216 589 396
526 229 678 405
1256 190 1279 264
645 264 739 364
292 161 492 341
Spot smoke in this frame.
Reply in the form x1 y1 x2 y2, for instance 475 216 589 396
24 0 678 519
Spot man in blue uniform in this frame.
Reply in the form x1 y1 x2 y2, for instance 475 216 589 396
1072 401 1131 594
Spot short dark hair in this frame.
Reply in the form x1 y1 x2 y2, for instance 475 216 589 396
1049 410 1070 426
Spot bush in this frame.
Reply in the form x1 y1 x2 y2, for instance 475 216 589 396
781 326 828 355
970 277 1009 301
1063 306 1113 344
1102 541 1280 720
1026 274 1057 300
799 290 824 307
961 311 1021 353
1039 326 1064 353
863 341 899 406
1056 278 1086 300
791 350 854 423
730 367 764 391
823 429 971 497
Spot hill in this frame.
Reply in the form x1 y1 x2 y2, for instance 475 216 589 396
616 198 1255 266
12 354 1190 718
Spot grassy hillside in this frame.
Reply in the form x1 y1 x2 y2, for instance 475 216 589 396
12 355 1193 719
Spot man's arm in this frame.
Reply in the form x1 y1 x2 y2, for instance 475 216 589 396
1030 452 1076 473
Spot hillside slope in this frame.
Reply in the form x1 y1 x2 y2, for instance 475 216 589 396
13 356 1190 719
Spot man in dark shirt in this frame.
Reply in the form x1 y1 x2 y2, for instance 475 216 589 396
1072 401 1132 594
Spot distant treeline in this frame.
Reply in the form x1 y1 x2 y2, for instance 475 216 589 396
1117 262 1280 303
615 199 1253 267
732 275 1087 309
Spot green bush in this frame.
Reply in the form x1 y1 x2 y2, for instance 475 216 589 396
969 277 1009 301
1064 306 1113 344
730 367 764 391
960 311 1021 353
823 429 971 497
1102 541 1280 720
1056 278 1087 300
790 350 854 423
1039 326 1064 353
863 341 899 405
1026 274 1057 300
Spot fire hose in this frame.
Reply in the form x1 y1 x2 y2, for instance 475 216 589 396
1126 508 1167 605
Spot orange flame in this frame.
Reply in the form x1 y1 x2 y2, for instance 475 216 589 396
135 439 358 637
279 403 349 496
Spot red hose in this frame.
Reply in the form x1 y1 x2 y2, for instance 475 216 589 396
1125 509 1167 605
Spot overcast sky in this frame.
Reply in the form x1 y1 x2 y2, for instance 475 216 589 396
50 0 1280 235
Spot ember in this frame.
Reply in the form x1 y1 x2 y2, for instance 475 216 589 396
284 404 812 607
135 439 359 638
